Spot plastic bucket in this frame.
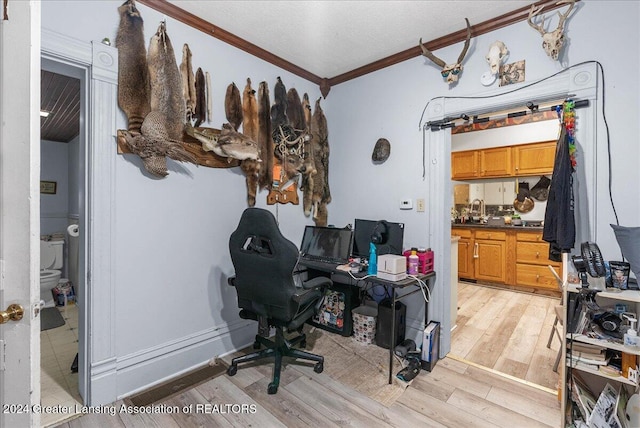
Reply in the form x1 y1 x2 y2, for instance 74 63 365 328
352 305 377 344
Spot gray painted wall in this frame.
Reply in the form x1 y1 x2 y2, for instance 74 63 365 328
41 0 640 402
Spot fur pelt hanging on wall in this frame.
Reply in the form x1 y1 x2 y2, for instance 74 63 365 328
225 82 243 131
310 98 330 226
257 81 273 190
116 0 150 136
240 78 260 206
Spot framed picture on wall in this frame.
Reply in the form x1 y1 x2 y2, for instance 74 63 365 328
40 181 57 195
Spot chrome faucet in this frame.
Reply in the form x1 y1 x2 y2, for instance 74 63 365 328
469 199 486 221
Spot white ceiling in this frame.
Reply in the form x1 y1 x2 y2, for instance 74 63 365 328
169 0 535 78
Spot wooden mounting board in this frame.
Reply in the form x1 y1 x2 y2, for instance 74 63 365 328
116 129 240 169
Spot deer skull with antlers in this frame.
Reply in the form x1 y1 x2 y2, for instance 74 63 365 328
419 18 472 85
528 0 576 61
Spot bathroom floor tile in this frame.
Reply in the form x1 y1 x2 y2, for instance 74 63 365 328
40 303 81 427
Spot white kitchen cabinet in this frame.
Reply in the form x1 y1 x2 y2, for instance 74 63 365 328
484 181 516 205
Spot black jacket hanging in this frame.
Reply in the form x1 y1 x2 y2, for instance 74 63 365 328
543 124 576 261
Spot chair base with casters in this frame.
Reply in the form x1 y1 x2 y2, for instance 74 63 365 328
227 320 324 394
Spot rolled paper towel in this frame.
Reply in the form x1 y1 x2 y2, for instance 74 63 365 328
67 224 79 237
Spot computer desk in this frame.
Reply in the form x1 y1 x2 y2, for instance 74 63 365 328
299 260 436 384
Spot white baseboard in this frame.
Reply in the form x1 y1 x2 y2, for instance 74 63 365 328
88 320 256 404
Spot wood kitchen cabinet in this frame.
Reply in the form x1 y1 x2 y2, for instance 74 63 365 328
515 231 562 290
451 141 556 180
513 141 557 176
451 150 478 179
473 230 506 283
479 147 511 177
451 148 509 180
451 228 474 279
451 227 561 295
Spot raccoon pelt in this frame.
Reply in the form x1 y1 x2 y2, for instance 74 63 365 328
115 0 150 135
270 76 288 131
194 67 206 127
224 82 243 131
123 111 197 177
257 81 273 190
300 93 316 217
310 97 330 226
286 88 305 131
179 43 196 122
147 21 186 141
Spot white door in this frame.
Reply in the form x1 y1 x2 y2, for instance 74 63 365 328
0 2 41 427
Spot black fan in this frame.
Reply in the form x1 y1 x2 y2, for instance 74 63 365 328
572 241 606 288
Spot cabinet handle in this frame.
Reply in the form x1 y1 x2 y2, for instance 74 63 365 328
473 242 479 258
536 251 540 258
536 274 540 281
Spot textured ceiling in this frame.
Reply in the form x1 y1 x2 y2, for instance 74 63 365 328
168 0 534 78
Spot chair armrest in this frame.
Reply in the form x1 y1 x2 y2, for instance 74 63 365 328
292 288 322 305
301 276 332 290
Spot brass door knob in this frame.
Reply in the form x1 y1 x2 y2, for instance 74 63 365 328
0 304 24 324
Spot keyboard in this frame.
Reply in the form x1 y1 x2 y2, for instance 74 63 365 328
300 254 347 265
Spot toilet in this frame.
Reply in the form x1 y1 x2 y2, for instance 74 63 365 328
40 239 64 307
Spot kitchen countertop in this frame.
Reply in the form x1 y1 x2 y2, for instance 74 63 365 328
451 223 544 231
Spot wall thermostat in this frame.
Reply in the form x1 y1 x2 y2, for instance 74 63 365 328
400 199 413 210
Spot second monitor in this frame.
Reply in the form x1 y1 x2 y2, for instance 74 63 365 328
352 219 404 258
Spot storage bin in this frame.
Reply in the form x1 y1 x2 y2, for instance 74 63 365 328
352 305 378 344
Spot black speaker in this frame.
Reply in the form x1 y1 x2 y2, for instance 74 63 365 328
375 299 406 349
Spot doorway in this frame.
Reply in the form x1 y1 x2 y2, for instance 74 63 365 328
40 58 87 426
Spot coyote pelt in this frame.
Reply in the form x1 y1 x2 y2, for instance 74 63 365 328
310 98 330 226
257 81 273 190
147 21 185 141
225 82 243 131
300 93 316 216
116 0 150 135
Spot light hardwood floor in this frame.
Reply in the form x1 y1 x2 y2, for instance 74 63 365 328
50 283 563 428
52 355 560 428
451 281 562 391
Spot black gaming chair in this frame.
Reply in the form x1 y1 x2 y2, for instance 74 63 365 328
227 207 331 394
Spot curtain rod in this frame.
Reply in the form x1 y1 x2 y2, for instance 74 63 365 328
427 99 590 131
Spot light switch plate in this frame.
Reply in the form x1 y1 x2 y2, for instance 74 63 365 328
417 199 425 212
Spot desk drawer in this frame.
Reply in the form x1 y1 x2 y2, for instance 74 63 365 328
451 228 472 238
516 231 545 242
474 230 506 241
516 263 560 290
517 241 557 265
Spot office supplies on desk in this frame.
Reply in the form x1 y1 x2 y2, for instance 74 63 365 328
299 225 353 266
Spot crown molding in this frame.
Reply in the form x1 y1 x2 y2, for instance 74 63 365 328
137 0 576 97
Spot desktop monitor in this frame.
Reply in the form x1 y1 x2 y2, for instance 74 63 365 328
352 219 404 258
299 226 353 264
